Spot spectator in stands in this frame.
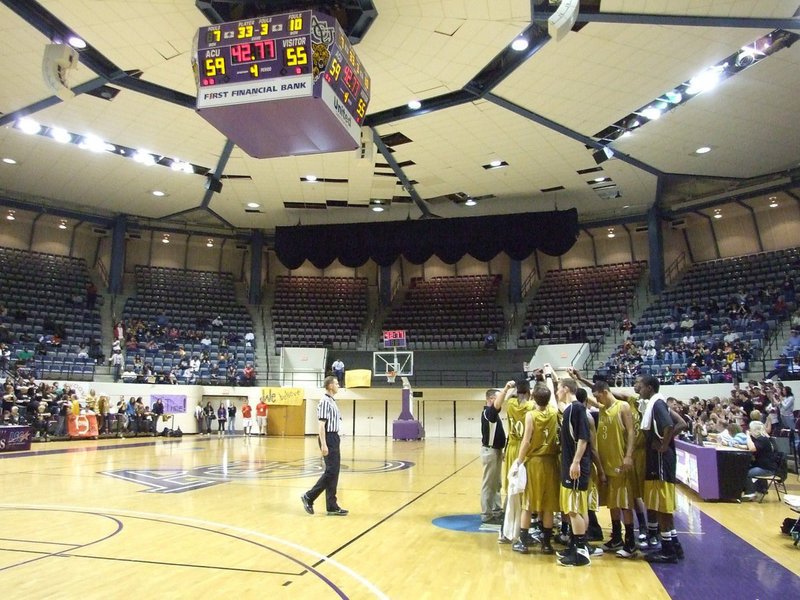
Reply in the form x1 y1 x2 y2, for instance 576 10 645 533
484 331 498 350
242 363 256 386
781 277 795 303
767 354 791 380
679 314 694 332
524 322 535 340
332 358 345 387
86 282 98 310
539 321 551 336
780 386 795 431
787 330 800 350
662 317 677 335
620 318 634 340
156 310 169 328
110 350 123 382
226 364 238 386
742 421 779 500
686 363 703 382
681 332 695 346
772 295 789 319
200 335 212 348
212 315 224 329
245 331 255 347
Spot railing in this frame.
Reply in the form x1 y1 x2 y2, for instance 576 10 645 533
664 252 687 287
521 268 538 299
96 258 109 288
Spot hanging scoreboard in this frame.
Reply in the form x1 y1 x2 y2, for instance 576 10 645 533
193 10 371 158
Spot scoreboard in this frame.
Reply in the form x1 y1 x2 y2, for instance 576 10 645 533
193 10 371 158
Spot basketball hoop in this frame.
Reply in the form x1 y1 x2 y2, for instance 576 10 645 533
387 370 397 384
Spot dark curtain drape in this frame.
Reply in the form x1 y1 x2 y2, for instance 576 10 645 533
274 209 579 269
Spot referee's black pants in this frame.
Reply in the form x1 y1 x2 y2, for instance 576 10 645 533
307 431 341 511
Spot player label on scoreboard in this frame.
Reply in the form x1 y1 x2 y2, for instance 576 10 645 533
192 10 371 158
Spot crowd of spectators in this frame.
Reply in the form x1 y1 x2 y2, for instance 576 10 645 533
111 313 257 386
1 376 166 441
603 282 795 385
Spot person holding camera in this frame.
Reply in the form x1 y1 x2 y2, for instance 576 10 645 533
480 388 504 526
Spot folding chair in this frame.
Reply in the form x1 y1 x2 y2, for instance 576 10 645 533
754 451 789 502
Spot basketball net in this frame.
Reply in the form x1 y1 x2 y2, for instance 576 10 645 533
387 369 397 384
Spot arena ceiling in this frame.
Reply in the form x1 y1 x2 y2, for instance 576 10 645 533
0 0 799 236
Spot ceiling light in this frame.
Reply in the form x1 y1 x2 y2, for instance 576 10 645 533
483 160 508 170
206 238 214 247
695 146 712 154
67 36 86 49
640 107 662 121
370 199 386 212
6 210 15 221
620 131 632 138
407 99 421 110
162 234 170 244
171 160 193 174
686 66 723 95
464 198 476 206
133 150 156 166
151 190 166 197
594 177 606 183
371 205 384 212
607 228 615 238
58 220 67 230
664 91 683 104
304 175 317 182
79 135 107 153
2 158 17 165
247 202 260 208
50 127 72 144
511 37 529 51
18 117 41 135
622 205 630 209
769 196 779 208
713 209 722 219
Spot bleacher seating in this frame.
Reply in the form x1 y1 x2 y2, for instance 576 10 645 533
122 266 255 383
382 275 504 350
523 262 646 349
272 276 367 352
0 246 101 381
600 247 800 383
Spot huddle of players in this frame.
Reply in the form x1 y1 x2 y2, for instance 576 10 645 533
496 365 686 567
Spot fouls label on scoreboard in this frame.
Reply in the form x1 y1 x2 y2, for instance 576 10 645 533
197 74 313 108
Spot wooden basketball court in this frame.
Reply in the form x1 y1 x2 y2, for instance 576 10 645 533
1 434 798 599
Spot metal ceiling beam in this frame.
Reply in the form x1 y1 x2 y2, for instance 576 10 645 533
372 132 436 219
0 195 112 227
484 92 664 177
531 10 800 30
201 139 236 208
0 77 108 127
463 22 550 97
365 90 475 127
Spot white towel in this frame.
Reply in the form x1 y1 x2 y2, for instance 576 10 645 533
640 393 664 431
501 462 527 541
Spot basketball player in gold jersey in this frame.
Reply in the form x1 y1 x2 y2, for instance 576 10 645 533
572 368 650 548
494 378 535 495
494 378 535 543
511 382 560 554
592 380 638 557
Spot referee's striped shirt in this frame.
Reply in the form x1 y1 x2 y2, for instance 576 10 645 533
318 394 341 433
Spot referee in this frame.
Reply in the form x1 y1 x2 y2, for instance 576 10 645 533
301 376 348 516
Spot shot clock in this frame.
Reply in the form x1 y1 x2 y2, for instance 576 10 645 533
383 330 407 349
193 10 371 159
